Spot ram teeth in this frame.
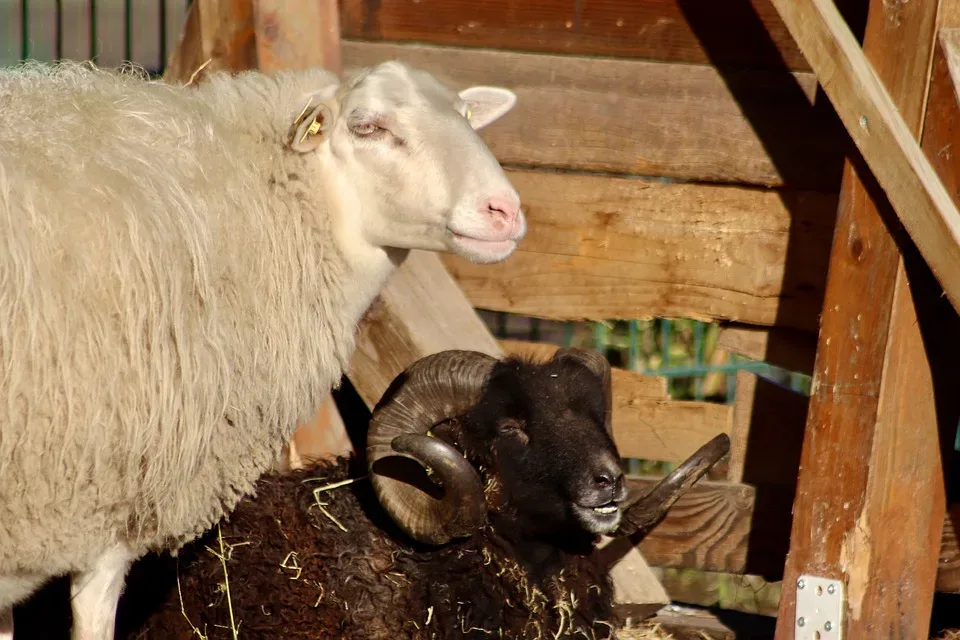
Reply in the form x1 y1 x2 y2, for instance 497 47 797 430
593 505 618 515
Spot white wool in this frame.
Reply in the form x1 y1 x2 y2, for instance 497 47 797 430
0 61 389 584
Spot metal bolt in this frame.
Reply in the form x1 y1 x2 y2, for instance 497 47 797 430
859 115 869 129
825 621 833 631
798 578 806 589
827 584 836 595
798 617 806 627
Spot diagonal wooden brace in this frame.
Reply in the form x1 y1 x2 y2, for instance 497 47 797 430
768 0 960 316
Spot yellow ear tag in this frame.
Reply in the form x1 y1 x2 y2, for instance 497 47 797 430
465 107 472 120
299 116 324 144
293 100 313 127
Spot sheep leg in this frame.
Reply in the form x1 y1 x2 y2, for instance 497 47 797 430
70 545 135 640
0 607 12 640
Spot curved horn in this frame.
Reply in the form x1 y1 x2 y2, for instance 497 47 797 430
554 347 613 438
615 433 730 538
367 350 498 545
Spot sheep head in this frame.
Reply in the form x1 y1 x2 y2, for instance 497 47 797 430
366 349 729 546
287 61 526 265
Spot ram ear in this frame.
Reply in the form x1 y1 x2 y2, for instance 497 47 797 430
289 92 336 153
553 347 613 439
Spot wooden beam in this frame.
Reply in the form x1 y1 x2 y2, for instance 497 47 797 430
342 41 845 190
634 474 960 590
342 0 866 73
348 251 505 408
252 0 340 74
441 169 837 332
768 0 960 317
773 0 948 636
630 477 755 574
163 0 256 81
919 27 960 597
716 324 818 375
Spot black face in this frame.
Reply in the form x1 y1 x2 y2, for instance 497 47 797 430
459 354 628 538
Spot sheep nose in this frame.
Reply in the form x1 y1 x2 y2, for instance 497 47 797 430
593 470 625 495
483 194 521 234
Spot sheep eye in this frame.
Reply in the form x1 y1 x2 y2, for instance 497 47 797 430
351 121 380 137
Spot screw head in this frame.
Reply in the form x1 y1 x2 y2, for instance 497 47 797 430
797 617 806 627
827 584 836 595
797 578 806 589
825 621 833 631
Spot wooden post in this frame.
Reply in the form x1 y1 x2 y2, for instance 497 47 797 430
773 1 951 637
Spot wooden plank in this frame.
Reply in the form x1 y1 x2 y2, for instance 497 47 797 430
442 170 837 332
769 0 960 317
342 0 868 73
641 607 743 640
342 41 845 190
595 536 670 621
252 0 340 73
164 0 257 82
632 470 960 587
921 28 960 597
772 0 948 635
348 251 504 408
717 324 818 375
614 399 732 465
630 477 754 574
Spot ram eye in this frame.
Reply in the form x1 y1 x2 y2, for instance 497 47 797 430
495 419 528 444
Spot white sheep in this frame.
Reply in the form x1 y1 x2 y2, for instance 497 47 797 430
0 59 524 640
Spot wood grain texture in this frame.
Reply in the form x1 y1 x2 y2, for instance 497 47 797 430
442 169 837 332
939 508 960 592
769 0 960 316
920 28 960 598
253 0 341 73
595 536 670 620
716 324 818 375
631 472 960 584
341 0 867 72
342 41 845 190
773 0 947 635
348 251 504 409
630 478 754 574
164 0 257 82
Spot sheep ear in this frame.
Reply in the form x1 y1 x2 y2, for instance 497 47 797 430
290 98 334 153
458 86 517 131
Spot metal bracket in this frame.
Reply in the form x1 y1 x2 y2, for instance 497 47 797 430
795 575 844 639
